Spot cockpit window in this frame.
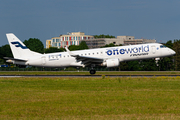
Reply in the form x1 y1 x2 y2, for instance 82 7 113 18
160 45 166 48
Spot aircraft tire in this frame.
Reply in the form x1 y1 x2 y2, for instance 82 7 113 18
90 69 96 75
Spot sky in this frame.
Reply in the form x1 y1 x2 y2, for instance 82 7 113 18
1 0 180 47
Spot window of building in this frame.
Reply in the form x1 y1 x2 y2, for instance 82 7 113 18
56 39 60 42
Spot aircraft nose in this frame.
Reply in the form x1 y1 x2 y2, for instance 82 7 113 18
170 49 176 55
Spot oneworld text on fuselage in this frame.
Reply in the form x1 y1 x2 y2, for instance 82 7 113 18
106 45 149 56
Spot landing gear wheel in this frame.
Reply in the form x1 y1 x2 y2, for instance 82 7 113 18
89 69 96 75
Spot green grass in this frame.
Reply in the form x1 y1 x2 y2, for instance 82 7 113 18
0 71 180 75
1 77 180 119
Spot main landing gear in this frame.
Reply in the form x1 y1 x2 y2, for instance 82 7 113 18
89 64 96 75
89 69 96 75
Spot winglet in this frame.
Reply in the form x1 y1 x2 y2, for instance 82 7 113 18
65 46 77 57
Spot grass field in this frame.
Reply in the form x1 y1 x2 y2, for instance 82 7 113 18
1 76 180 119
0 71 180 75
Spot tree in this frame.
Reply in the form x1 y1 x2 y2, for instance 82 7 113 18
68 45 80 51
0 44 13 64
119 62 128 71
140 59 158 71
173 39 180 70
79 41 88 50
45 47 65 53
94 34 115 38
126 61 141 71
0 44 13 59
101 43 117 48
68 41 88 51
24 38 44 53
165 40 173 49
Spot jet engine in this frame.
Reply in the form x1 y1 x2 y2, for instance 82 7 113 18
101 58 120 68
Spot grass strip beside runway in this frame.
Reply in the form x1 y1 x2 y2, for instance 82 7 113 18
0 71 180 75
0 77 180 119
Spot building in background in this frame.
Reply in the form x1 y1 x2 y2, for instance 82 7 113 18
46 32 156 49
46 40 52 48
85 36 156 49
46 32 94 48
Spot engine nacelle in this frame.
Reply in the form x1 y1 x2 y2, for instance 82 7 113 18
102 58 120 68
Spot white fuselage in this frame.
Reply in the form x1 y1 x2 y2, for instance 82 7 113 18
25 43 175 68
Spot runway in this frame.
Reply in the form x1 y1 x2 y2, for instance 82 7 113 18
0 75 180 78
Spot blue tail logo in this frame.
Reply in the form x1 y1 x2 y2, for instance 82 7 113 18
11 42 28 49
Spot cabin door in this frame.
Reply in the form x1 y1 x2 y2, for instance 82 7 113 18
41 56 46 65
151 46 156 54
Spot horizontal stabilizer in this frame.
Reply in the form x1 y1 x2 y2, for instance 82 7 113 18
4 57 27 62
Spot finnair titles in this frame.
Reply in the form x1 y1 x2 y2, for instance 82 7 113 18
5 33 176 74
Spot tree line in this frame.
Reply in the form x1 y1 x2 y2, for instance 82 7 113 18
0 35 179 71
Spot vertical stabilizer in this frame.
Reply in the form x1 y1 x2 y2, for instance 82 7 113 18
6 33 42 60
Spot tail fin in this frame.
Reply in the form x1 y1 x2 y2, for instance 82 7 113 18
6 33 42 60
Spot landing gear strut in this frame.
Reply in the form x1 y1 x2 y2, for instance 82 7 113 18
89 69 96 75
89 64 96 75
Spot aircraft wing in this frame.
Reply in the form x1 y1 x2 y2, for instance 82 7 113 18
65 47 104 66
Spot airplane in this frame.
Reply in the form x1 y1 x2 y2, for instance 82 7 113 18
4 33 176 74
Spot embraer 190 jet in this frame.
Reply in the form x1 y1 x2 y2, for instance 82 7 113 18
4 33 176 74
